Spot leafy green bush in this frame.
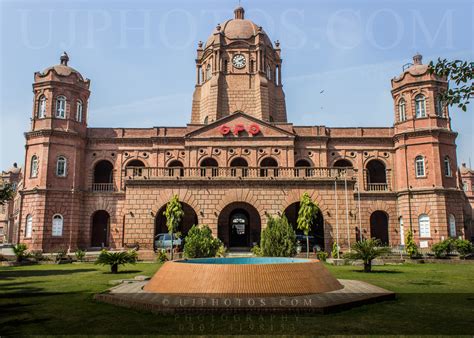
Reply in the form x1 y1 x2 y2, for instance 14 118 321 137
13 244 28 262
316 251 328 262
454 239 473 259
31 251 47 262
95 250 138 273
344 238 391 272
183 225 224 258
75 249 86 262
406 229 419 259
55 248 68 263
156 250 168 263
331 242 339 258
431 239 454 258
260 215 296 257
251 244 263 256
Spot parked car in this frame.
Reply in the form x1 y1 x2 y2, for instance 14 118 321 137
154 233 182 251
296 234 321 252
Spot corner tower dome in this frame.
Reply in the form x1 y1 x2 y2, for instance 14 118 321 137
205 6 273 49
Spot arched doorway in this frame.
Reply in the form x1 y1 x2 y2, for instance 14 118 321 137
125 159 145 177
370 211 389 245
230 157 248 177
93 160 114 192
168 160 184 177
283 202 325 251
200 157 219 177
218 202 261 248
91 210 110 247
154 202 198 250
260 157 278 177
295 159 312 177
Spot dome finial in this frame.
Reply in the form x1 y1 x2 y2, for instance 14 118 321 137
413 52 422 65
234 4 245 19
60 51 69 66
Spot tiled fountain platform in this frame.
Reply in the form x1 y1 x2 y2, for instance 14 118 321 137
94 279 395 314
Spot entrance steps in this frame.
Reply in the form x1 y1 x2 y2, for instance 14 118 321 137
226 248 255 257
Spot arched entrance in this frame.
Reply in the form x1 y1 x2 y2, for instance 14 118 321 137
218 202 261 248
370 211 389 245
154 202 198 250
283 202 325 251
91 210 110 247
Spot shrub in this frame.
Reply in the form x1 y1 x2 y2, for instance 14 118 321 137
183 225 223 259
55 248 68 263
0 253 6 262
251 244 263 257
13 244 28 262
95 250 138 273
157 250 168 263
75 249 86 262
406 229 419 259
31 251 47 262
331 242 339 258
454 239 473 259
260 215 296 257
316 251 328 262
431 239 454 258
344 238 391 272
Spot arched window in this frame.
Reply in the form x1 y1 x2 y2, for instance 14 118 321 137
418 214 431 238
25 214 32 238
56 156 67 177
125 159 145 177
203 116 209 125
93 160 114 192
206 64 212 80
168 160 184 177
260 157 278 177
415 94 426 118
200 158 219 177
76 100 83 122
295 159 312 177
435 96 444 117
398 98 406 122
52 214 63 237
56 96 66 119
444 156 452 177
366 159 387 190
333 159 353 168
230 157 248 177
30 155 39 178
448 214 456 237
38 96 46 118
415 156 425 177
266 65 272 80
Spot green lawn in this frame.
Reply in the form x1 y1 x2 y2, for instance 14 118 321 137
0 262 473 336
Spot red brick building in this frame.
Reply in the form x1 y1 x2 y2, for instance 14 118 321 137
8 6 473 253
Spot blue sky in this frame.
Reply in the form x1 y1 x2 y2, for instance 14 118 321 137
0 0 472 170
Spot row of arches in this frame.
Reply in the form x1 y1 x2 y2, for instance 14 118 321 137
397 94 446 122
36 95 84 122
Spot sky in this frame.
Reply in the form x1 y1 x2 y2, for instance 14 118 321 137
0 0 473 170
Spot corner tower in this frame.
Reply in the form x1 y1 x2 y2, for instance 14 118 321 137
191 6 287 124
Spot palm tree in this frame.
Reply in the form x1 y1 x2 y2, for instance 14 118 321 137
95 250 138 273
344 238 391 272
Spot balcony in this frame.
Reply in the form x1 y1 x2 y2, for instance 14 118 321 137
91 183 115 192
123 167 357 182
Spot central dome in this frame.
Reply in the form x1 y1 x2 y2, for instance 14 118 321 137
205 6 272 48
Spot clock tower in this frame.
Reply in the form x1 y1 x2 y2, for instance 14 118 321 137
191 6 287 124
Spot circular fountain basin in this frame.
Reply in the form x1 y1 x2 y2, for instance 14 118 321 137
144 257 343 296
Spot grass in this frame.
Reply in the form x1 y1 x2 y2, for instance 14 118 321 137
0 262 473 336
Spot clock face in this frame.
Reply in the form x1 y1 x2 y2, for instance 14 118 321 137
232 54 246 69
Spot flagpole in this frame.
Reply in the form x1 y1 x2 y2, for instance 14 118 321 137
344 174 350 252
334 178 339 259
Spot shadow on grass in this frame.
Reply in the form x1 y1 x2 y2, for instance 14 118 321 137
0 269 96 280
353 270 402 274
408 280 445 286
100 270 142 275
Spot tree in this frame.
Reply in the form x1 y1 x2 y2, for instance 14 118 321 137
13 244 28 263
344 238 391 273
428 59 473 112
0 183 14 206
163 195 184 260
405 229 419 259
259 215 296 257
183 225 224 258
297 193 319 258
95 249 138 273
